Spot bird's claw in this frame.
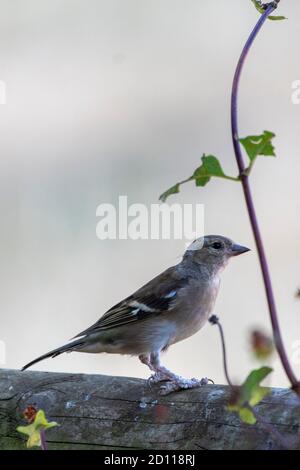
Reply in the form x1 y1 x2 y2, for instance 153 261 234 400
158 376 212 396
147 371 169 388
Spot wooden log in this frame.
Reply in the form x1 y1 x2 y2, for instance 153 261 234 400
0 368 300 450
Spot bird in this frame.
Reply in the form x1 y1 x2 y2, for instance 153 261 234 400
22 235 250 395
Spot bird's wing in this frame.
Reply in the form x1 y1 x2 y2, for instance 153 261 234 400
73 267 190 338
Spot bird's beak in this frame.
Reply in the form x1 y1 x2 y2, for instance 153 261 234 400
231 243 251 256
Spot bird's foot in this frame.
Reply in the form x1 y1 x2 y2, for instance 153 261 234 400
147 371 170 387
158 376 212 396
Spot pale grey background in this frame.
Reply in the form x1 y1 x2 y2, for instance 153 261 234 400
0 0 299 387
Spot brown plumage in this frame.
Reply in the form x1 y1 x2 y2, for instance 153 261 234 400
22 235 249 394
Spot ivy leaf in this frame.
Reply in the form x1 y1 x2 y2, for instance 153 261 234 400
251 1 286 20
239 130 276 162
193 155 226 186
17 409 58 449
228 366 272 424
159 154 238 202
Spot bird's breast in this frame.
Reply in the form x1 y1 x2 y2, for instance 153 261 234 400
170 275 220 345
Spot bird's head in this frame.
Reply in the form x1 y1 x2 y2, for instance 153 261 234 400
183 235 250 272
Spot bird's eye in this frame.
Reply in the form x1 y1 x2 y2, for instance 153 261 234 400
212 242 223 250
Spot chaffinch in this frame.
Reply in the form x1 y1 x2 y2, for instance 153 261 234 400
22 235 250 394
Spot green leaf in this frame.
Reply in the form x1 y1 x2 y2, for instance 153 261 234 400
242 366 272 406
227 366 272 425
159 183 181 203
251 1 286 20
268 15 286 21
239 130 276 162
159 154 238 202
193 155 226 186
251 0 264 14
239 407 257 425
228 404 257 424
17 409 58 449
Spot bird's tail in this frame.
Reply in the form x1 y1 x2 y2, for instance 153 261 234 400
21 338 86 371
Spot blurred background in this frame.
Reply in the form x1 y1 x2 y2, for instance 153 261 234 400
0 0 299 387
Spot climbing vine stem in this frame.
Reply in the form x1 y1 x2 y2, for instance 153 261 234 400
231 1 300 393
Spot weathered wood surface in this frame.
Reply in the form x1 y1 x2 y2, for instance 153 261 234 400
0 368 300 450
